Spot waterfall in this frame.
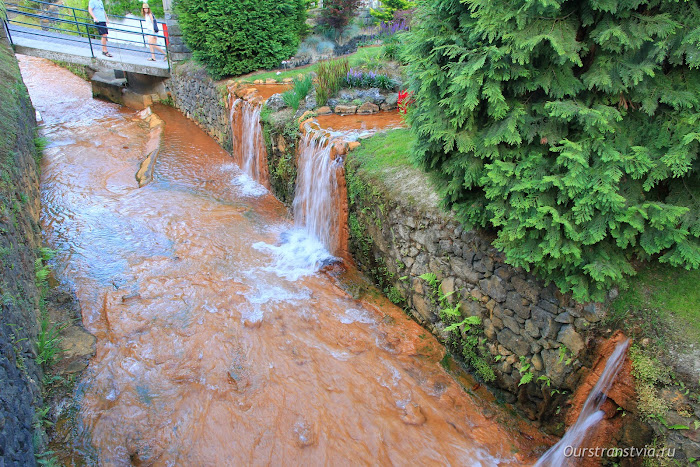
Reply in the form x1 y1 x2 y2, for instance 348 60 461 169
293 131 346 256
536 339 630 467
229 98 270 188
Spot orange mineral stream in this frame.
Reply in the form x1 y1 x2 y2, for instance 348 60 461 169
21 56 544 466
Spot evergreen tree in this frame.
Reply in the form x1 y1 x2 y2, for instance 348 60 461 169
404 0 700 301
176 0 307 79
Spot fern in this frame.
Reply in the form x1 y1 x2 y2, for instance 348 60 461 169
405 0 700 301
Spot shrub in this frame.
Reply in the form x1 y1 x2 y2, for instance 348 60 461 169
381 30 408 61
317 0 360 33
176 0 307 79
370 0 415 24
405 0 700 301
315 57 349 105
106 0 164 17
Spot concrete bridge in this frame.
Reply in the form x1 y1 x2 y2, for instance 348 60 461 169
2 0 170 77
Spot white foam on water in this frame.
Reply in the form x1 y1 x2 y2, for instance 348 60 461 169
338 308 375 325
232 173 268 197
252 229 336 281
236 273 312 324
219 162 268 197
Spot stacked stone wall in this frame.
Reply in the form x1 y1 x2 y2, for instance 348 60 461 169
344 157 607 420
0 40 44 466
167 62 231 151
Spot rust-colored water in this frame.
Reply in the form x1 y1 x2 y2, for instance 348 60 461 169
21 55 543 465
316 111 405 132
252 84 292 101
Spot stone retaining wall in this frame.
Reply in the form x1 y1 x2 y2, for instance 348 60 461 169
344 151 606 421
167 61 231 151
0 40 44 465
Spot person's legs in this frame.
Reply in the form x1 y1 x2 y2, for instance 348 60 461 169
148 36 166 60
96 23 111 56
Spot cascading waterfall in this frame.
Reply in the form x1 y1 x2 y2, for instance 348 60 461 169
536 339 630 466
229 97 270 188
293 130 346 257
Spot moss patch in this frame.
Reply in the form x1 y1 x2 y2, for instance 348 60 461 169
612 264 700 343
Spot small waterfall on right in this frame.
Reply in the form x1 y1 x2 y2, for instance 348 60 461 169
229 97 270 188
292 130 347 257
536 339 630 466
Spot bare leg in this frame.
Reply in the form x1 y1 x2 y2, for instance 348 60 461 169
101 34 108 53
149 38 167 60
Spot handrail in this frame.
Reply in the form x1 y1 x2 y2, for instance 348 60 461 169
7 0 143 23
8 8 162 42
2 11 13 43
4 0 169 66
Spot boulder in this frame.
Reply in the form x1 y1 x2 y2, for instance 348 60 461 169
265 93 286 111
357 102 380 114
303 93 317 110
385 92 399 106
357 87 384 104
317 106 333 115
334 105 357 115
505 291 530 320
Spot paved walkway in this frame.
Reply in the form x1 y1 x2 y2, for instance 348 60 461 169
6 23 170 77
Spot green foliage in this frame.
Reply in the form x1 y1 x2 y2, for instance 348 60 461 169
50 60 90 81
282 75 313 110
315 57 349 105
176 0 307 79
387 286 403 304
344 68 397 90
381 31 407 62
370 0 415 23
317 0 360 33
35 249 63 369
404 0 700 302
105 0 163 17
242 46 384 83
33 136 48 166
36 316 62 367
417 273 495 382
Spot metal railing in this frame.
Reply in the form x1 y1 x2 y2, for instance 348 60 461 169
2 0 168 64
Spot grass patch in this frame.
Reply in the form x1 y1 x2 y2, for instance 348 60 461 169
281 74 313 110
611 263 700 343
50 61 90 81
239 46 385 83
348 128 415 173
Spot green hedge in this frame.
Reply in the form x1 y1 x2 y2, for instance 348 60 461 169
404 0 700 301
175 0 307 79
